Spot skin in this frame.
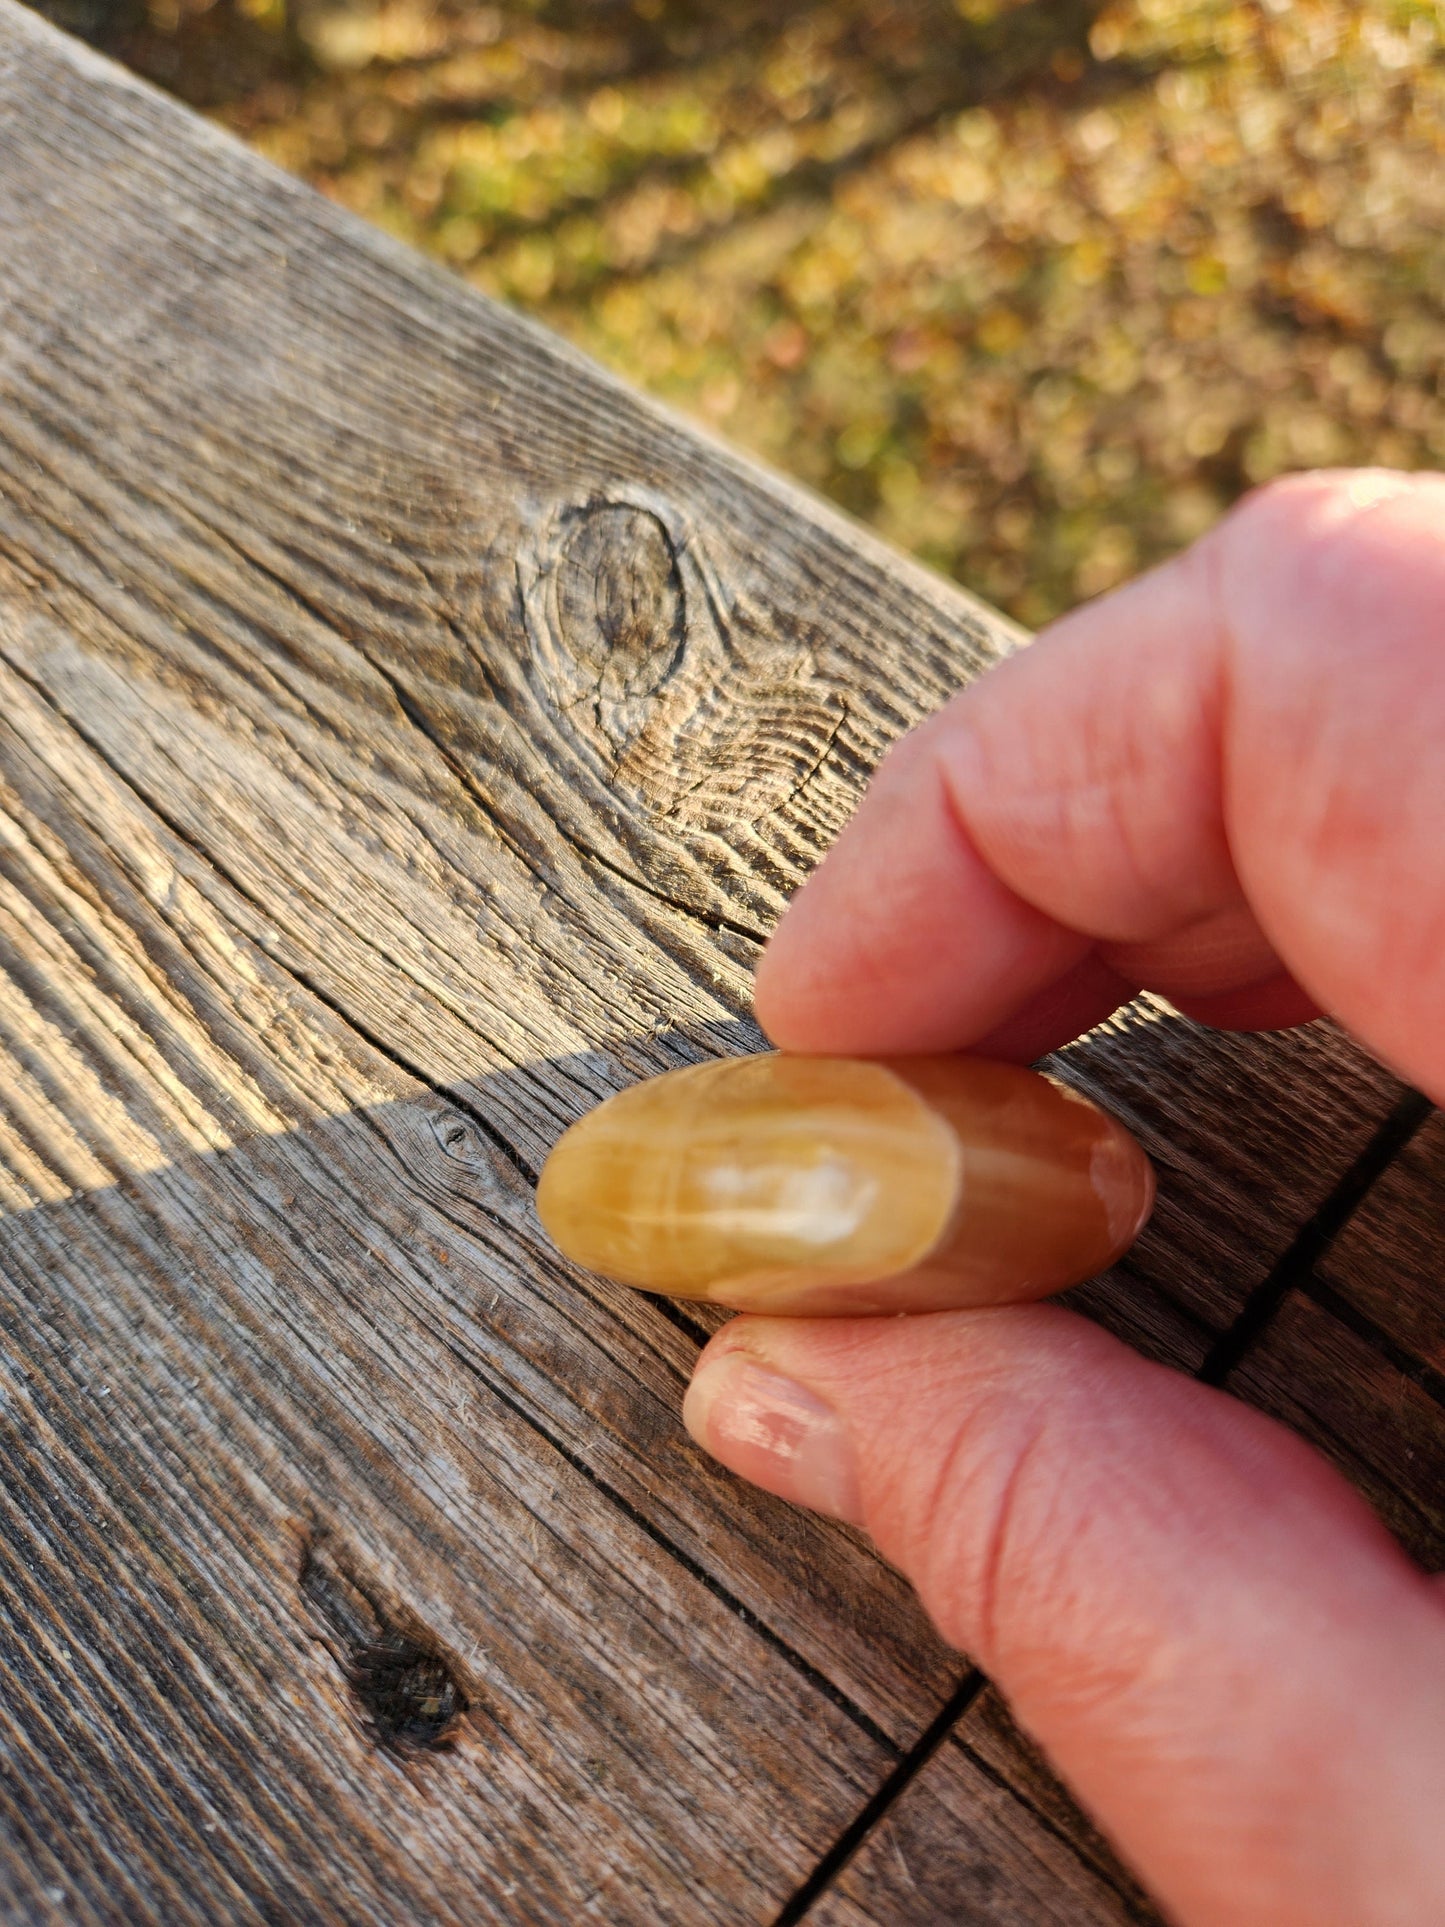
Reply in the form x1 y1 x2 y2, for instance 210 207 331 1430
683 471 1445 1926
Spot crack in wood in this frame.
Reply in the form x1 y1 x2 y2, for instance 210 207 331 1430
1300 1275 1445 1412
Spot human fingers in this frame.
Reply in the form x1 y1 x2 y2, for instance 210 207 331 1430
685 1308 1445 1927
756 470 1445 1098
967 952 1319 1065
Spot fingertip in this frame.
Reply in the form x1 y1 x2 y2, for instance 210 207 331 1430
684 1336 865 1524
1218 467 1444 565
754 725 1089 1054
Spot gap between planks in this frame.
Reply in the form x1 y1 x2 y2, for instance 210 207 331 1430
774 1079 1437 1919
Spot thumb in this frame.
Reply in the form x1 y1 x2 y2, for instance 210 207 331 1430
684 1309 1445 1927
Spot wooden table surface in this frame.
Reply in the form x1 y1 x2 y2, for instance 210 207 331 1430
0 7 1440 1921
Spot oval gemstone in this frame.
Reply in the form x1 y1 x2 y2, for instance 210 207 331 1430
536 1054 1155 1316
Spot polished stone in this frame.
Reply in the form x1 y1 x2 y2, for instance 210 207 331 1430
537 1053 1154 1315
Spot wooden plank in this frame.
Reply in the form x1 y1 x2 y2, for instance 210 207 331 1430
807 1727 1156 1927
0 586 926 1924
0 0 980 1761
1312 1107 1445 1384
1230 1289 1445 1569
1054 1007 1405 1369
0 6 1426 1920
0 14 969 1919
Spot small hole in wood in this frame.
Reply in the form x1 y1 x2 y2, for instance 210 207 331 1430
300 1536 469 1756
346 1638 466 1753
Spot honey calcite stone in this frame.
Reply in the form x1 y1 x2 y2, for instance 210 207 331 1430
536 1054 1154 1316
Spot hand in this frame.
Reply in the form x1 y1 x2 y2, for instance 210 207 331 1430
684 471 1445 1926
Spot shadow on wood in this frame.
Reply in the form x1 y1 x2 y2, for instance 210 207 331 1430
0 9 1437 1922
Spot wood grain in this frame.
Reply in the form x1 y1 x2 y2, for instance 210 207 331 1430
0 6 1432 1921
1312 1107 1445 1385
807 1726 1158 1927
1230 1289 1444 1570
1052 1005 1405 1369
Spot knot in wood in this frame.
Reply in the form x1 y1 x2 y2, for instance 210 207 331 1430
521 487 846 831
346 1638 465 1754
524 495 686 762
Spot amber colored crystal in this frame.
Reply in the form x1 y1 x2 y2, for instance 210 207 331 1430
536 1053 1154 1316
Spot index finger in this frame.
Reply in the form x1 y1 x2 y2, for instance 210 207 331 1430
755 470 1445 1098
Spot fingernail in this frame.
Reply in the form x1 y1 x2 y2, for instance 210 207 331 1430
683 1351 863 1524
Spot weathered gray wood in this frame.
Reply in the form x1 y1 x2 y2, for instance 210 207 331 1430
808 1727 1158 1927
0 6 1434 1922
1230 1290 1444 1569
1313 1107 1445 1384
1056 1004 1405 1369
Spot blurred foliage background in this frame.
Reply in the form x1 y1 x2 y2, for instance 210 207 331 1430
35 0 1445 626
